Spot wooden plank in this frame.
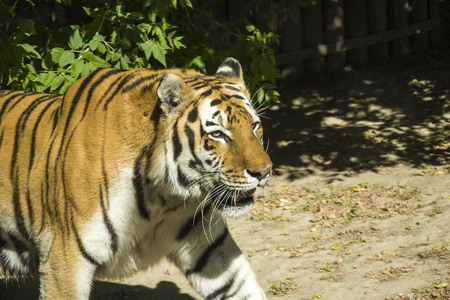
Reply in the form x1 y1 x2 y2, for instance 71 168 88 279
279 11 303 77
344 0 368 66
388 0 411 57
301 0 324 73
429 0 440 47
322 0 346 70
368 0 389 61
275 18 439 65
409 0 429 52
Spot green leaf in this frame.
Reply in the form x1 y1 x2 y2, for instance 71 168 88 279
18 43 41 59
50 75 64 91
92 34 105 42
71 59 84 74
81 63 91 77
140 40 153 60
187 56 205 70
58 51 75 68
120 56 129 69
80 52 110 68
152 43 166 67
181 0 193 8
69 28 83 50
89 40 98 51
97 42 106 54
42 71 57 89
50 47 65 63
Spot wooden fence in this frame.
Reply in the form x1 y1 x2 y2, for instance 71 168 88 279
218 0 440 77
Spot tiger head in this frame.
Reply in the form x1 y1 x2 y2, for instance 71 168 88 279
151 58 272 217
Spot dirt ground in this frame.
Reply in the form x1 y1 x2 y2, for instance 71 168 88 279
1 52 450 299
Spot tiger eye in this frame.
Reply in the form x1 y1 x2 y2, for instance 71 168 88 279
144 111 149 117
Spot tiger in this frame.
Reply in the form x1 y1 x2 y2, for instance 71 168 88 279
0 57 272 299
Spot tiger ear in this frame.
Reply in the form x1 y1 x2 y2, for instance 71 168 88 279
157 73 187 115
215 57 243 80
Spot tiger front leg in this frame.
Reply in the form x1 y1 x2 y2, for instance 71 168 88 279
38 234 97 300
170 221 268 300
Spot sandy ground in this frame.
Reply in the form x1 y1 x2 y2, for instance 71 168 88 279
1 53 450 300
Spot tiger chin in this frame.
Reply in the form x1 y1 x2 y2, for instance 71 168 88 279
0 57 272 299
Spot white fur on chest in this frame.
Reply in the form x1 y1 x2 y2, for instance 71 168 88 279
78 167 195 279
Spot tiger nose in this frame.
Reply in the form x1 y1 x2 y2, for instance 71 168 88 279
247 166 272 181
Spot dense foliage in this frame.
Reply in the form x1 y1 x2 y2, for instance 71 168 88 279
0 0 313 103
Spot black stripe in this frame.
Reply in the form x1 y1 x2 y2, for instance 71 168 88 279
226 279 245 298
18 95 55 131
193 84 207 90
0 232 7 248
0 129 4 148
6 234 30 276
186 77 205 85
0 93 20 123
44 136 56 224
164 165 170 184
200 89 213 98
185 124 196 153
185 229 229 275
210 99 222 106
229 94 245 100
172 122 182 161
60 68 104 139
121 74 158 94
9 234 28 261
9 92 39 113
100 185 118 253
212 111 221 118
187 107 198 123
185 75 204 83
133 148 150 220
38 184 46 234
184 124 203 168
206 274 236 300
103 73 136 110
204 139 214 151
29 98 59 170
71 215 100 266
224 85 240 92
177 166 190 187
177 205 211 240
205 121 217 127
51 108 59 132
27 99 59 229
212 159 220 168
0 92 33 124
140 81 158 96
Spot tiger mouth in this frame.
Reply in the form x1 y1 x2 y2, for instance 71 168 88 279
221 188 256 207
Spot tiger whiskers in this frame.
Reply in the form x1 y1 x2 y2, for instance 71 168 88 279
207 187 229 242
250 86 264 106
193 183 227 244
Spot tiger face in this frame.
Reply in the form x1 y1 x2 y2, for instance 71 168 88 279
153 58 272 217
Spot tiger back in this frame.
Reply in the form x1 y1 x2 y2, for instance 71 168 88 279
0 58 272 300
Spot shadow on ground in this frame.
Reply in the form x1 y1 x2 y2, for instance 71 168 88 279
0 278 196 300
266 52 450 182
